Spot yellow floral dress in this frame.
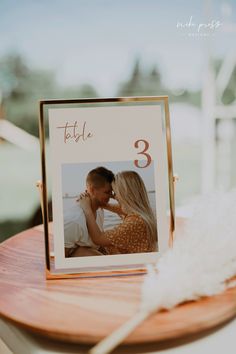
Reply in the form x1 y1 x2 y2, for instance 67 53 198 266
100 204 156 255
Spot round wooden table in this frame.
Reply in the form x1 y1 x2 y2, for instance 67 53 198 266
0 220 236 349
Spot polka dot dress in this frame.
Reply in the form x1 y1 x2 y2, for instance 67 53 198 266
102 214 156 255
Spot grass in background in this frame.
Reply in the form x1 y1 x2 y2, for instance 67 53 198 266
0 143 41 241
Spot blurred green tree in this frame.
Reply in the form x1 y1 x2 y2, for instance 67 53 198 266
0 53 58 136
222 66 236 105
117 57 201 106
117 58 166 96
0 53 99 137
214 58 236 105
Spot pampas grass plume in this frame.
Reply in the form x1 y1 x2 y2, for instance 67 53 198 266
90 190 236 354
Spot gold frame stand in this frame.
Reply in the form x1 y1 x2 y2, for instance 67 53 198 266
38 96 176 279
36 175 178 279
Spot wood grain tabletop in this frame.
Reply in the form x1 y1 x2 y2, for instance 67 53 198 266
0 219 236 345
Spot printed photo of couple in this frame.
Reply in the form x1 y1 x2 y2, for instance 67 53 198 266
62 161 158 258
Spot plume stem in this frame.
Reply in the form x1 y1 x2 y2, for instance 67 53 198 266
89 309 150 354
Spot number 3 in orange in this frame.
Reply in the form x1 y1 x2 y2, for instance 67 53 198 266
134 139 152 168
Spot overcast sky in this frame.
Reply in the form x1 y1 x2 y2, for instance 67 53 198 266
0 0 235 94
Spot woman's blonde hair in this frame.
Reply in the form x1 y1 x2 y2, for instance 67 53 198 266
112 171 157 250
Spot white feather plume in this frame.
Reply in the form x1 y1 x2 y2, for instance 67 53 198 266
142 189 236 313
90 190 236 354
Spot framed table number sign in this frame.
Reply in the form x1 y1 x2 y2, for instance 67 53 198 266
38 96 175 279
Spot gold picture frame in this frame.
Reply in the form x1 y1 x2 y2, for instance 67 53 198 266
38 96 175 279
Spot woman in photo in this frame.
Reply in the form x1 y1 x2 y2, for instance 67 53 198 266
79 170 158 255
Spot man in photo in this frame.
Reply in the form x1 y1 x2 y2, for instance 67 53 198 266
64 166 114 257
79 170 158 255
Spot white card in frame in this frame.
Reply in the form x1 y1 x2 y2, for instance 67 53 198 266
38 96 175 279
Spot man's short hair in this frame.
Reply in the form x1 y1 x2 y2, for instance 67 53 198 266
86 167 114 188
